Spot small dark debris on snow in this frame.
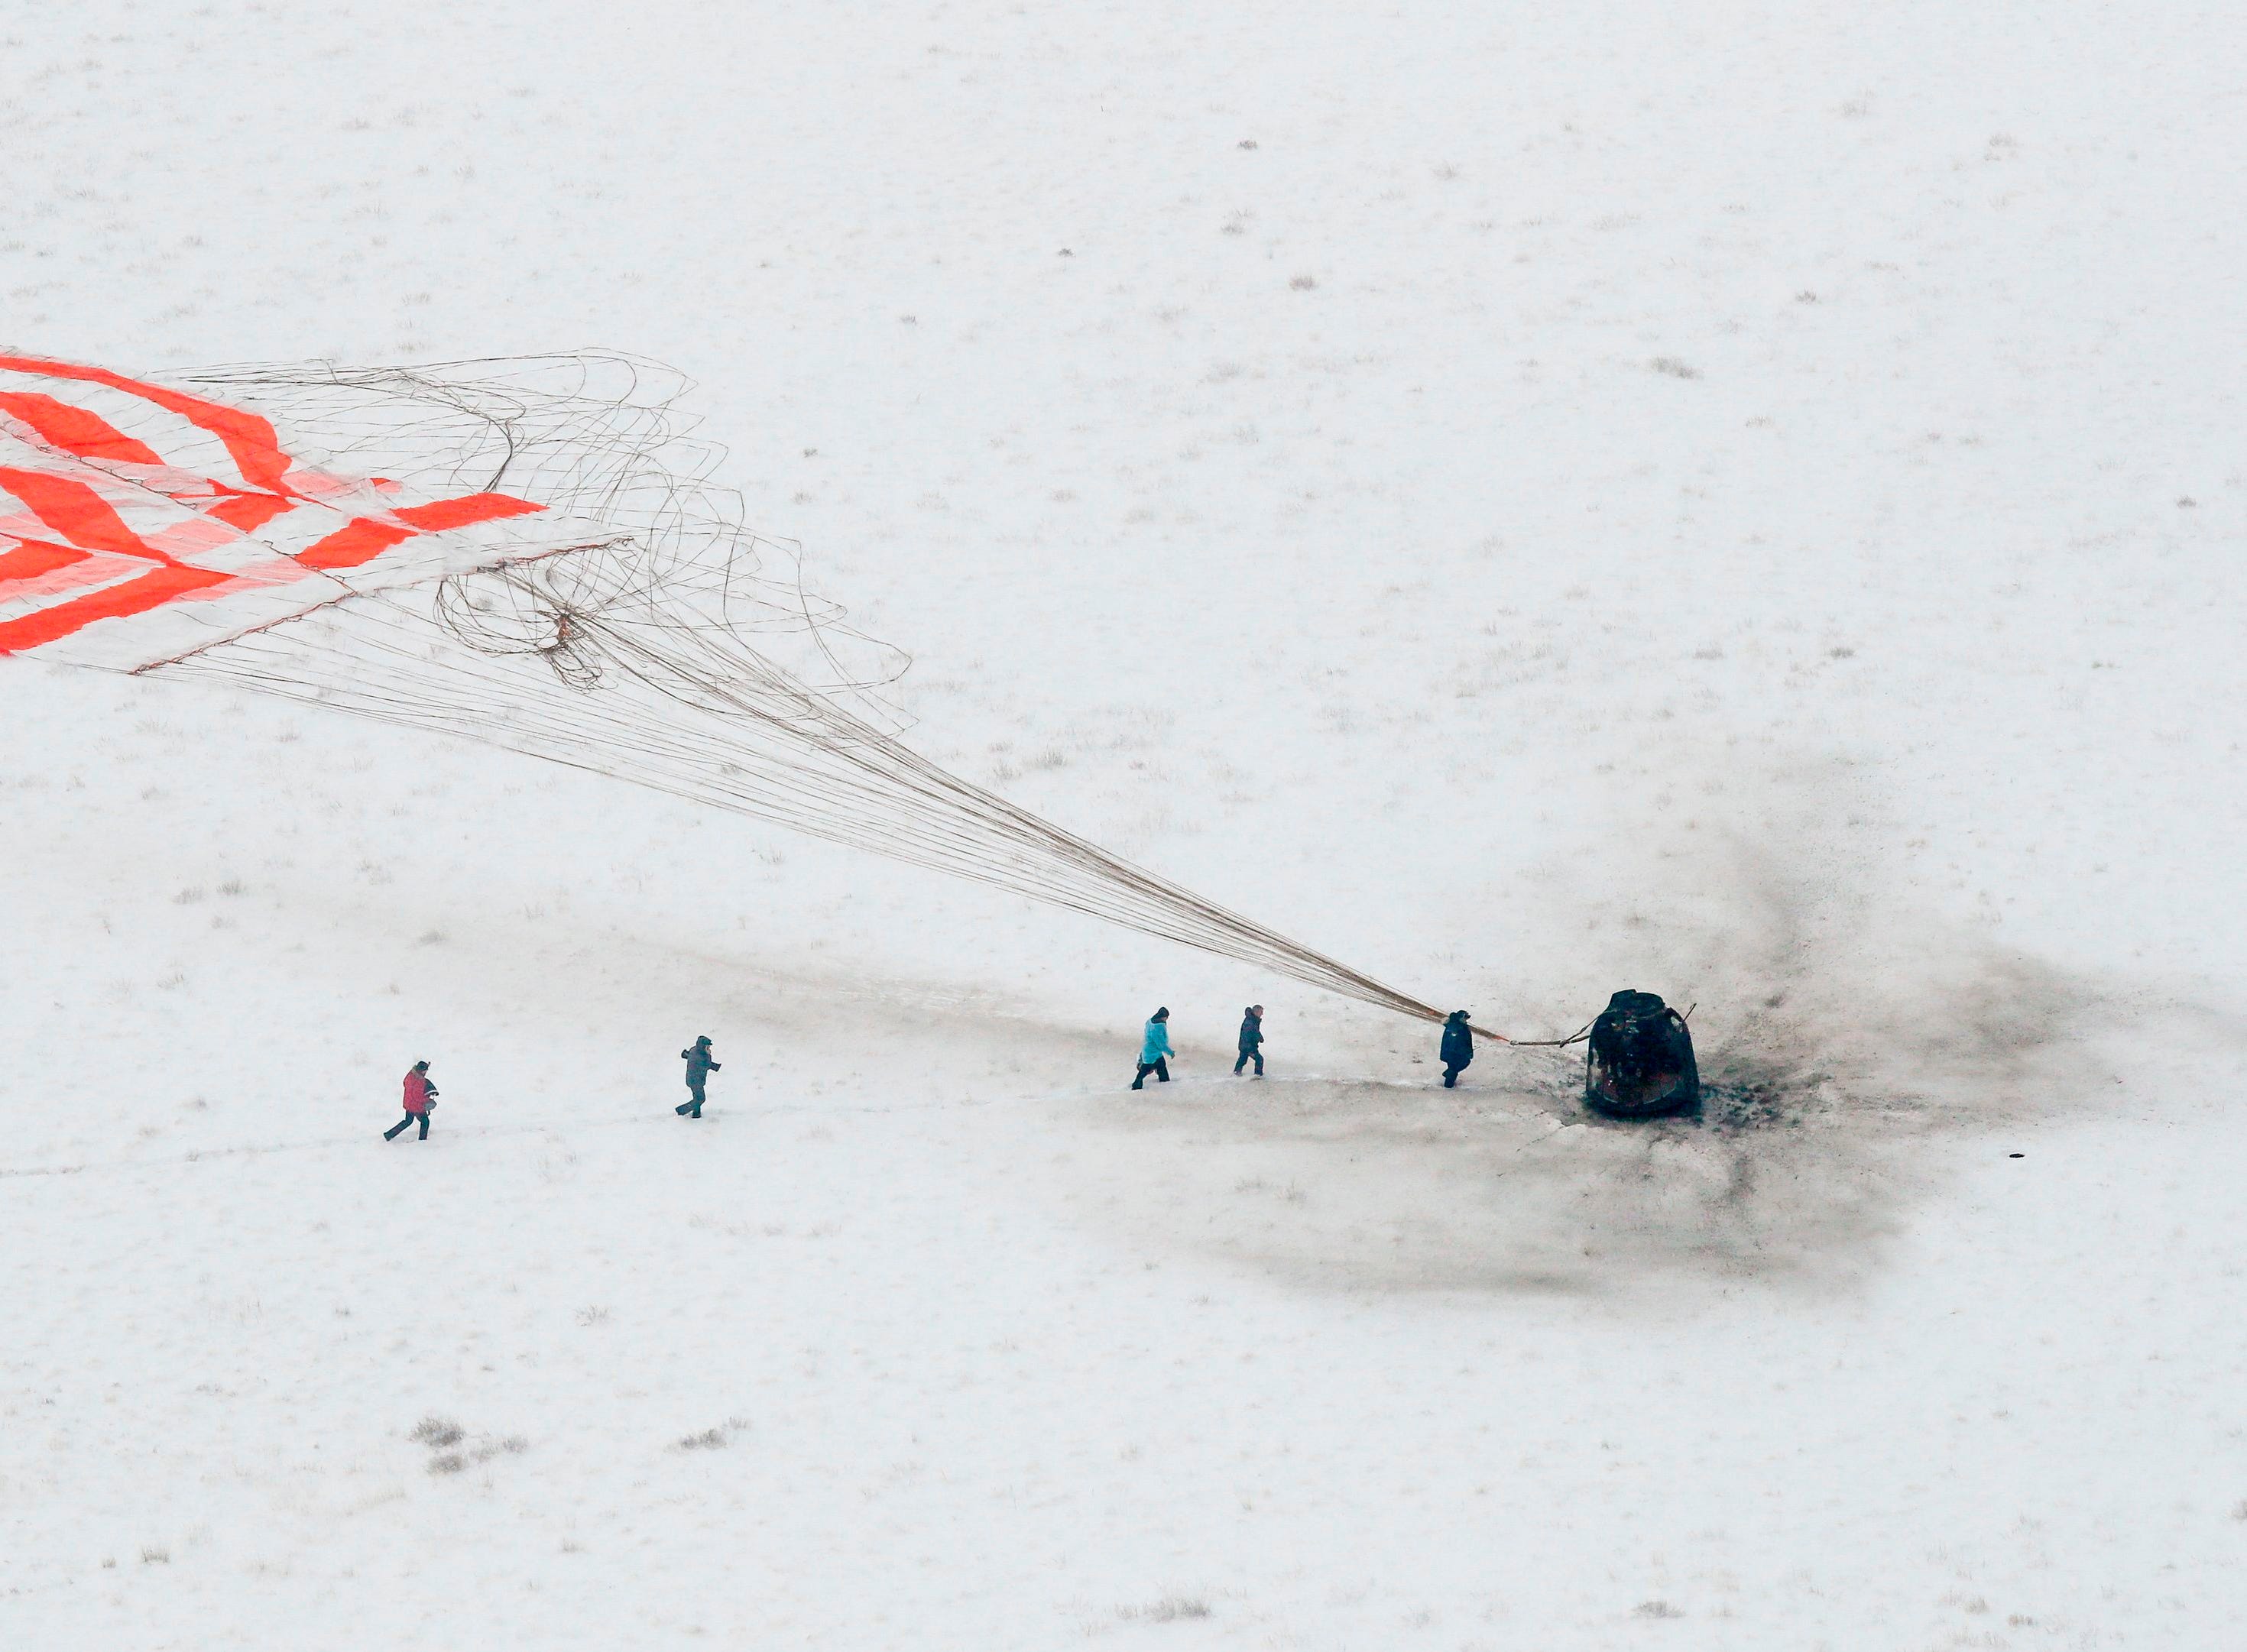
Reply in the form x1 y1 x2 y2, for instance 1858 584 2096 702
1650 357 1701 380
1237 138 1257 149
1633 1600 1684 1619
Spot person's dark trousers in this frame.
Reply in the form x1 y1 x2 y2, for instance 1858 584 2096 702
1234 1049 1263 1075
384 1112 430 1140
676 1081 705 1117
1130 1058 1170 1090
1441 1062 1466 1088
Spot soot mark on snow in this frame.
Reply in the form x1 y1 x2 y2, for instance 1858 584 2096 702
1071 744 2165 1299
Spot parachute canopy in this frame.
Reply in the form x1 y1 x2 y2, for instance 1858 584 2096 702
0 353 601 671
3 351 1520 1041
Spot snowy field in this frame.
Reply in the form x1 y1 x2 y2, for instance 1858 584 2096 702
6 2 2247 1647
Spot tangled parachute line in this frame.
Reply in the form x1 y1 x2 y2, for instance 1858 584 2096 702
159 355 1493 1035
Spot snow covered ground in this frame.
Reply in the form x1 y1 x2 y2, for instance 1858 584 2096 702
6 2 2246 1646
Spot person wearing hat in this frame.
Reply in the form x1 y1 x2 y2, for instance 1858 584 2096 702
1233 1005 1266 1077
677 1035 721 1118
1439 1012 1474 1088
1131 1008 1173 1090
384 1060 438 1141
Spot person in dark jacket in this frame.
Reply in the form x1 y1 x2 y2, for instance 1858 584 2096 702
1131 1008 1173 1090
384 1060 437 1140
677 1035 721 1118
1233 1005 1266 1077
1439 1012 1474 1088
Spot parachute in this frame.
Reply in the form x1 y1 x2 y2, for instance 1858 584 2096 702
0 351 1513 1038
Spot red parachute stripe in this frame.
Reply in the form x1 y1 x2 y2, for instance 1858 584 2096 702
0 538 90 583
394 493 545 531
0 562 231 653
205 489 297 533
296 491 544 571
0 354 296 495
294 517 413 572
0 391 167 468
0 467 165 560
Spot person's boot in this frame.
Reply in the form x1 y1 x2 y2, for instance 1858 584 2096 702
689 1104 702 1118
676 1103 692 1116
384 1120 406 1140
417 1118 430 1139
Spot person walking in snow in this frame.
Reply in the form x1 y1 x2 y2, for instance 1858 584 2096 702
1131 1007 1174 1090
677 1035 721 1118
1233 1005 1266 1077
1439 1011 1474 1088
384 1060 438 1141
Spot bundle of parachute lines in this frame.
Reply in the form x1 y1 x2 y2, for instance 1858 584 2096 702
0 349 1522 1044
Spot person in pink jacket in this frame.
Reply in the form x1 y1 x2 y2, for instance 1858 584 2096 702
384 1060 439 1142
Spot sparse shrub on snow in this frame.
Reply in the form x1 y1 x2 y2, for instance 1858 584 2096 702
677 1417 749 1450
1650 357 1701 379
1120 1596 1211 1622
411 1416 465 1449
416 1414 525 1473
140 1546 170 1564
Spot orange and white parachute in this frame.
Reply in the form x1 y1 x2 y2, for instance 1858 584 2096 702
0 353 563 668
2 351 1496 1036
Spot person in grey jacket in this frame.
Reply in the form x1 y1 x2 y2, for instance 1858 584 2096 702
677 1035 721 1118
1233 1005 1266 1077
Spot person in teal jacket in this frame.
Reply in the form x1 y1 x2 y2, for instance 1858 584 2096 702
1131 1007 1174 1090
